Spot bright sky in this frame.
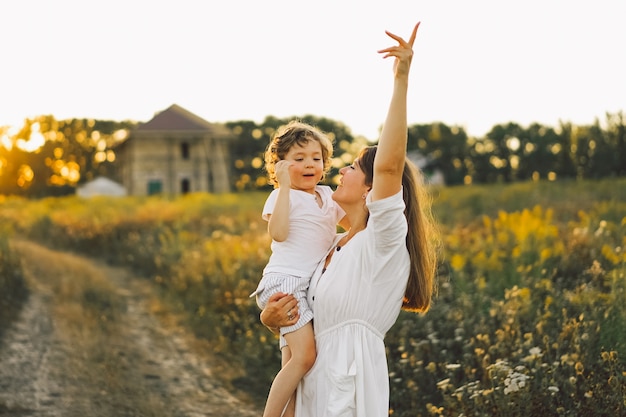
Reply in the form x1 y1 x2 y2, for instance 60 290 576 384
1 0 625 140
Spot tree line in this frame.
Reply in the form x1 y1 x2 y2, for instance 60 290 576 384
0 111 624 197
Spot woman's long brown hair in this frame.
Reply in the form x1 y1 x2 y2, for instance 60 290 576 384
358 146 440 312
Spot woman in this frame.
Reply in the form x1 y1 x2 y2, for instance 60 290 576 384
261 22 439 417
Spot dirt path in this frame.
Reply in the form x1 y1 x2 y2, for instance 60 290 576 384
0 240 262 417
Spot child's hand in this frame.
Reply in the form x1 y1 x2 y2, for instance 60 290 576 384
275 160 293 188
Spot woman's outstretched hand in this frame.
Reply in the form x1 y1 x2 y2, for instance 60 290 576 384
377 22 420 78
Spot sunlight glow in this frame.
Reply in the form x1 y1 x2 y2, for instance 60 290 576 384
113 129 128 142
94 152 107 163
17 164 34 188
507 137 520 151
1 134 12 150
251 157 263 169
16 122 45 152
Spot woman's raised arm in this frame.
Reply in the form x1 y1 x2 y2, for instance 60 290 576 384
370 22 419 202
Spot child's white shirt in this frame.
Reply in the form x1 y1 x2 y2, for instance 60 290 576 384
262 185 344 277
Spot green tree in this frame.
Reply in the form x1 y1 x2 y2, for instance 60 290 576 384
552 122 578 179
407 122 469 185
0 116 134 197
606 111 626 176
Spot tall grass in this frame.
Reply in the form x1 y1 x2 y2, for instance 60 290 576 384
0 225 27 337
1 178 625 414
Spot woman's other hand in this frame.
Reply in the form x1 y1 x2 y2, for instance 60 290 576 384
260 292 300 333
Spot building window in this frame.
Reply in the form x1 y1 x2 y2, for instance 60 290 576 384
181 178 190 194
181 142 190 160
147 180 162 195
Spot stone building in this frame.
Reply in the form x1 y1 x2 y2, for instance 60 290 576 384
115 104 232 196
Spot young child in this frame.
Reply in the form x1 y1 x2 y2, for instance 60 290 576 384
251 120 346 417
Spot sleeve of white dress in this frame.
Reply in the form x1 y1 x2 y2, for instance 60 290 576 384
365 189 408 255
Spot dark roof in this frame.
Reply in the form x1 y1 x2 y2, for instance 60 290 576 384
136 104 224 132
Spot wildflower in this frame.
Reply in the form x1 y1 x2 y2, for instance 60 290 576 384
450 253 466 271
548 386 559 394
503 371 529 395
436 378 451 389
594 220 607 236
503 380 518 395
523 347 542 362
477 276 487 290
540 248 552 262
575 362 584 375
426 403 444 415
446 364 461 370
584 391 593 398
454 328 465 340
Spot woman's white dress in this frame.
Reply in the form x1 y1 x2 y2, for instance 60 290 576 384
295 190 410 417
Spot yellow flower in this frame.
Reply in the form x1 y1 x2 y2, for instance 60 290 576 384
601 244 621 265
575 362 584 375
540 248 552 262
477 276 487 290
450 253 466 271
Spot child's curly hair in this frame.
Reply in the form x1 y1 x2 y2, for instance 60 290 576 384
264 120 334 187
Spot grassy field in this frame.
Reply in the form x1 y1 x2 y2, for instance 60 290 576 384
1 177 625 416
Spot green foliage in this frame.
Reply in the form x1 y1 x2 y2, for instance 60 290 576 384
1 111 624 197
387 203 626 416
1 179 625 414
0 116 134 197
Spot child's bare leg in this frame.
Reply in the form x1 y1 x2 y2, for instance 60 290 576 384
280 346 296 417
262 322 315 417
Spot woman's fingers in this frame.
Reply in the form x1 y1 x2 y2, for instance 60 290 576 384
267 291 291 305
269 292 300 325
378 21 420 56
408 22 420 47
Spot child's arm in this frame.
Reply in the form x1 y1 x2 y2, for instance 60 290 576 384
267 160 292 242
